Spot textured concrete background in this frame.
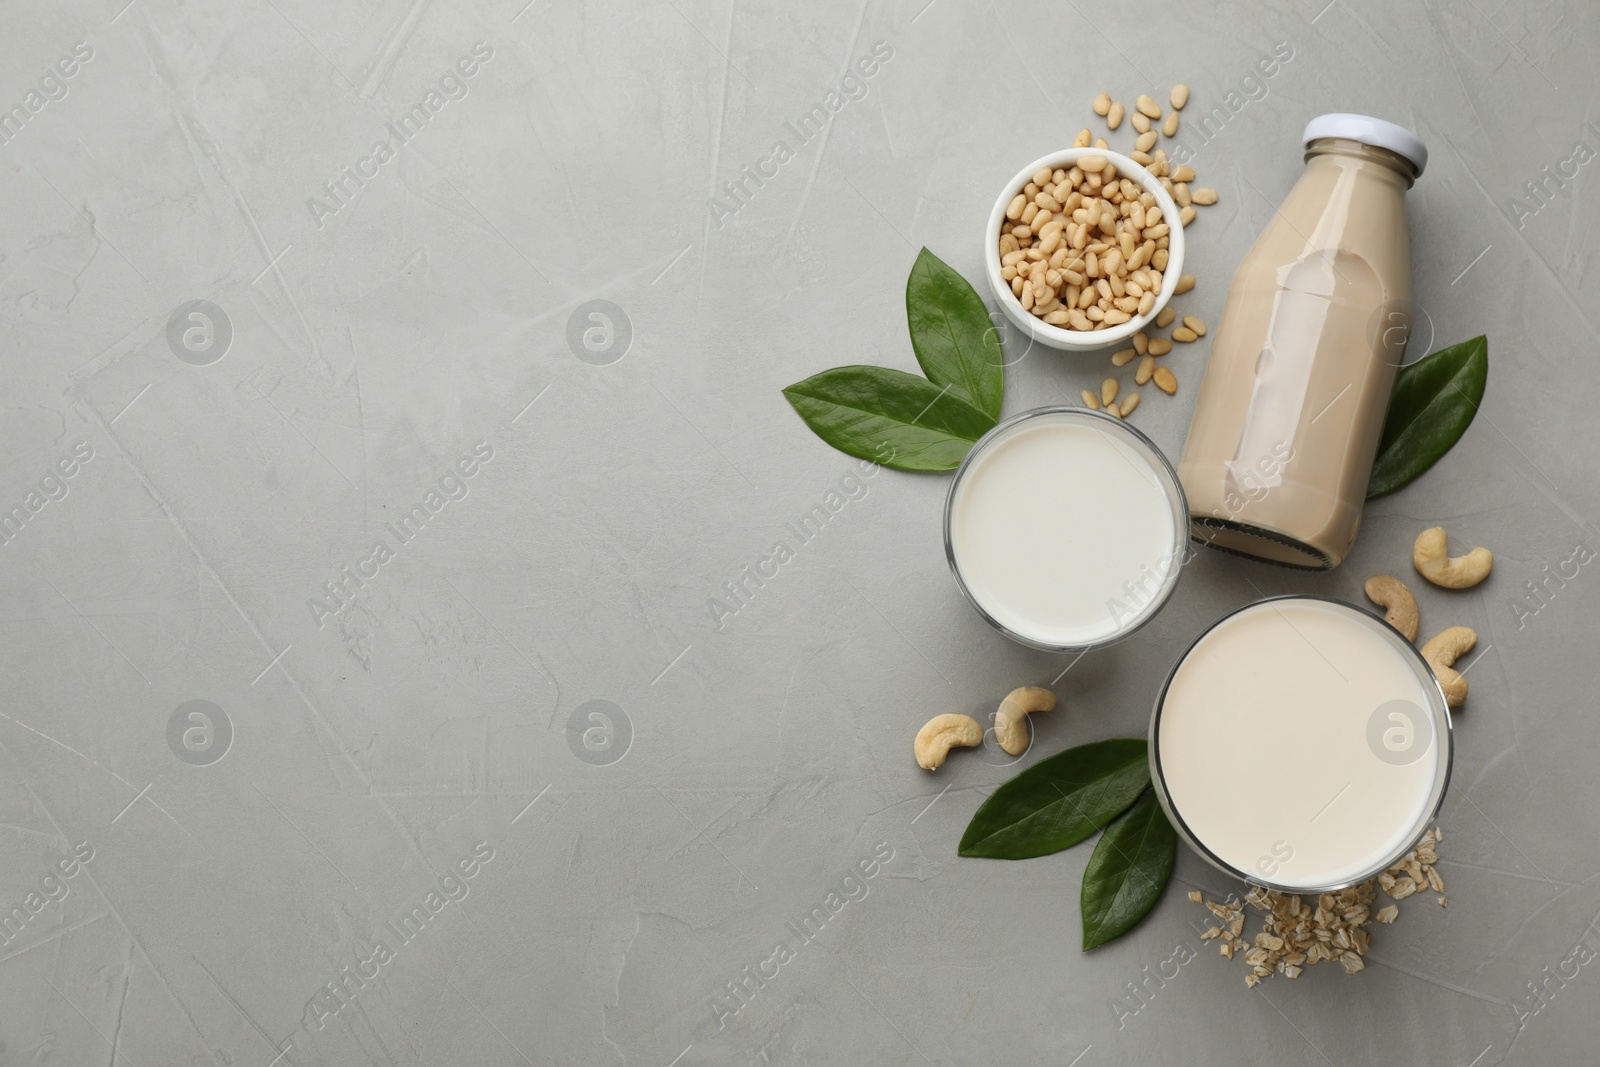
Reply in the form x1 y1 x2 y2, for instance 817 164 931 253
1 0 1597 1064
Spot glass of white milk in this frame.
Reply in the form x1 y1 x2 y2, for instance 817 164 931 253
1150 596 1453 892
944 407 1189 653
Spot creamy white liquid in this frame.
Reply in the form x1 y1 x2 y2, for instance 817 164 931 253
1157 598 1445 889
949 413 1181 648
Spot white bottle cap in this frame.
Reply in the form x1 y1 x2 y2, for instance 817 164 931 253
1303 113 1427 176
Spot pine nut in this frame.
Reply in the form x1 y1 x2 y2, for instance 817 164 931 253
1082 389 1100 410
1103 308 1130 325
1135 130 1158 152
1191 187 1218 205
1170 84 1189 110
1131 111 1151 134
1183 315 1207 336
1130 150 1154 166
1133 332 1149 355
1162 112 1179 137
1093 92 1112 116
1179 205 1196 227
999 233 1020 255
1022 202 1039 224
1120 391 1141 416
1134 94 1161 119
1069 309 1092 330
1079 155 1107 173
1033 166 1053 186
1074 127 1092 148
1106 102 1124 130
1137 290 1155 315
1148 336 1173 356
1174 273 1195 294
1012 276 1025 297
1152 248 1169 271
1172 165 1196 183
1174 182 1192 207
1136 354 1155 385
1112 348 1138 367
1045 309 1072 325
1001 266 1016 281
1093 137 1108 149
1173 326 1198 343
1153 366 1178 395
1006 194 1027 220
1105 401 1122 419
1102 378 1119 405
1156 306 1176 328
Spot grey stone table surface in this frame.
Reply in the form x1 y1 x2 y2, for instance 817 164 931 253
1 0 1596 1063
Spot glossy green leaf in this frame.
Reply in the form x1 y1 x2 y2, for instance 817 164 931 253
958 740 1149 859
905 247 1005 420
782 365 997 471
1080 789 1177 950
1367 335 1488 498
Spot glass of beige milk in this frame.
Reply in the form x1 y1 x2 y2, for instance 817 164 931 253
1150 596 1453 892
944 407 1189 652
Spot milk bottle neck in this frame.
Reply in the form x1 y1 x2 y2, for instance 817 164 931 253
1304 136 1420 188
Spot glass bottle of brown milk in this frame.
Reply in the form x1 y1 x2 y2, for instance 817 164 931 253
1178 114 1427 569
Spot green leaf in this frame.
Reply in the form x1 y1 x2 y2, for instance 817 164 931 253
781 365 996 472
958 740 1149 859
906 247 1005 421
1367 335 1488 498
1080 789 1177 951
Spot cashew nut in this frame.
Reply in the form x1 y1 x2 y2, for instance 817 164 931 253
1364 574 1420 642
1421 626 1477 708
1413 527 1493 589
993 686 1057 756
914 714 982 770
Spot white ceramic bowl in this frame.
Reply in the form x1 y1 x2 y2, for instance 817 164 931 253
986 148 1186 352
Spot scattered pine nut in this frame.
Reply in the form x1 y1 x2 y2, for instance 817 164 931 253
1111 348 1137 367
1119 391 1140 416
1170 84 1189 110
1082 389 1100 410
1172 326 1198 343
1093 92 1112 116
1106 101 1125 130
1136 354 1155 385
1162 112 1179 137
1134 94 1161 119
1105 401 1122 418
1156 307 1176 328
1172 165 1196 183
1101 378 1119 406
1153 366 1178 394
1131 111 1151 134
1182 315 1207 336
1074 127 1092 148
1174 273 1196 294
1133 332 1149 355
1179 205 1196 227
1135 131 1158 153
1129 150 1154 166
1148 336 1173 356
1093 137 1108 149
1191 187 1219 205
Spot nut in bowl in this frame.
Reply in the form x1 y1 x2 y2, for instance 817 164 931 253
987 149 1186 352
